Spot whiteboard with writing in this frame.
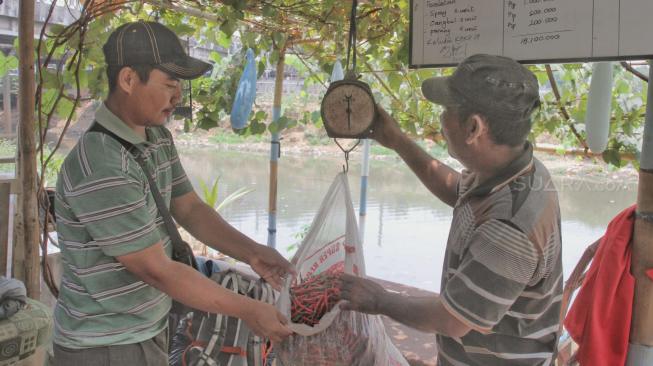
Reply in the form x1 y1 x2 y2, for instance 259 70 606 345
410 0 653 67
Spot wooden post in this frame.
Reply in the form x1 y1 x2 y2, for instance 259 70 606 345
627 61 653 364
16 0 40 299
267 46 286 248
3 73 11 136
631 171 653 337
0 180 10 277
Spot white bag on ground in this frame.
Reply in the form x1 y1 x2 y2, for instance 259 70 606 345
276 173 407 366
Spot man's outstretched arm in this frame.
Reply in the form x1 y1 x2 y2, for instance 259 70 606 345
171 190 293 289
116 242 292 342
340 274 471 337
372 106 460 207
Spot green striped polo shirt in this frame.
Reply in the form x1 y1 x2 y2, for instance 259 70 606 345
438 142 563 366
53 103 194 348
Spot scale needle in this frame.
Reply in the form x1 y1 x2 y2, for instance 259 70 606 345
345 94 353 130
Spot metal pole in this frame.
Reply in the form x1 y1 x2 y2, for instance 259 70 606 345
3 73 11 135
359 139 370 216
0 182 10 277
358 139 371 244
17 0 40 299
627 60 653 365
267 47 286 249
585 62 613 154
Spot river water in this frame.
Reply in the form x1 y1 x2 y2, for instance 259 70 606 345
179 147 638 293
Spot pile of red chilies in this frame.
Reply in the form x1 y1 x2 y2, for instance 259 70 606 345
290 270 343 326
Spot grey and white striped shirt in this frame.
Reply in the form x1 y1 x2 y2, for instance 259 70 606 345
438 143 563 366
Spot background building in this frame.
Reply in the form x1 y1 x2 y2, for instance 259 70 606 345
0 0 81 136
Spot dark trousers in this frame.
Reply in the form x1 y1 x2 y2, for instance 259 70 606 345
53 329 168 366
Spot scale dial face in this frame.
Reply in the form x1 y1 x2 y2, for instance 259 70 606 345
321 81 376 138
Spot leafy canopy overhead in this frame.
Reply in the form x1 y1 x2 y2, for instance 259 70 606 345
35 0 647 169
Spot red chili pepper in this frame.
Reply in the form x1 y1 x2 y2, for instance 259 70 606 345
290 270 344 326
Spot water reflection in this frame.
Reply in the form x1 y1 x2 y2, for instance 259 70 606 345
179 147 637 292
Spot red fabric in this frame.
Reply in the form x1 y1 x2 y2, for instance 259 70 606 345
564 205 636 366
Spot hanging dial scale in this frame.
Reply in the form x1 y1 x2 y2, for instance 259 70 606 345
320 0 377 139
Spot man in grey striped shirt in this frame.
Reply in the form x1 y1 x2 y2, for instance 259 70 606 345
341 54 562 365
53 21 292 365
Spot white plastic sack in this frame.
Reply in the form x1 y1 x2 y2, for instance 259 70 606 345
331 60 344 83
276 173 407 366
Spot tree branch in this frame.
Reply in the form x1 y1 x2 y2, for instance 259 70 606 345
620 61 648 83
362 58 401 103
289 45 327 88
544 64 589 153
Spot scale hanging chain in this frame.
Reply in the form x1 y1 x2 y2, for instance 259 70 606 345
345 0 358 73
335 0 361 173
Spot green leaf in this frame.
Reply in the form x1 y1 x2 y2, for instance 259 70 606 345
417 69 434 81
198 117 218 130
198 178 220 208
602 149 622 167
220 19 238 37
209 51 222 64
268 122 279 134
66 30 81 51
272 32 285 46
571 98 587 123
257 60 266 78
232 1 248 12
86 67 106 98
615 79 630 95
254 110 267 121
41 89 58 115
40 69 61 90
249 120 266 135
262 4 275 17
277 116 290 128
216 186 254 211
55 97 75 120
48 24 66 36
396 34 410 64
215 31 232 49
6 56 17 70
311 111 322 123
269 50 279 65
285 55 308 75
0 53 18 78
78 67 89 90
169 23 195 36
241 32 257 48
388 72 402 91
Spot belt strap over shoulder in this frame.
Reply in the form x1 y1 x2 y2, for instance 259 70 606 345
89 122 198 270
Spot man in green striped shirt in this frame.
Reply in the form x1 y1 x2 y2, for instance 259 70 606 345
341 54 562 365
53 21 292 365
